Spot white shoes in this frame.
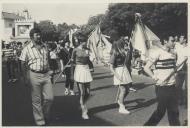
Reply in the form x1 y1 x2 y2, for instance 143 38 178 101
118 100 130 114
65 88 75 95
64 88 69 95
119 107 130 114
82 111 89 119
129 87 137 92
70 90 75 95
81 105 89 119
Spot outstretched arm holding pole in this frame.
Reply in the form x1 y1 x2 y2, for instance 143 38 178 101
54 59 71 85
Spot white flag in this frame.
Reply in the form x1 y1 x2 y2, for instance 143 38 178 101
131 22 160 61
87 26 101 62
68 28 78 48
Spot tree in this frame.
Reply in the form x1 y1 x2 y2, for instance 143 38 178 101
57 23 69 40
100 3 187 41
80 14 105 36
37 20 58 42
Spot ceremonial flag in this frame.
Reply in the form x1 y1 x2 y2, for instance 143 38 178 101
87 25 102 62
100 34 112 64
87 25 112 64
131 13 160 61
68 28 78 48
131 23 148 61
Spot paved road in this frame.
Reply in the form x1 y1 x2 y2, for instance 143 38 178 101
2 63 187 126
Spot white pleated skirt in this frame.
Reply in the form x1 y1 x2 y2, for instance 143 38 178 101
114 66 132 85
74 64 93 83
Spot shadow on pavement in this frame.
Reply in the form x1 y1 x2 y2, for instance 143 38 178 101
89 98 155 115
91 84 114 92
90 82 153 93
92 72 111 76
128 98 157 112
93 74 113 80
50 96 115 126
2 67 115 127
55 80 65 84
132 82 154 91
2 74 35 126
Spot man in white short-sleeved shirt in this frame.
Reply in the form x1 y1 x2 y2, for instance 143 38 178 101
144 37 180 126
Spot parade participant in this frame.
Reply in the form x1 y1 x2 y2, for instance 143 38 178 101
3 43 17 83
174 35 188 105
71 31 93 119
16 42 23 74
88 58 94 72
58 41 75 95
132 49 141 68
49 42 58 84
110 38 132 114
2 40 5 49
144 38 180 126
123 36 132 74
167 36 176 54
123 36 136 92
174 35 178 43
56 41 65 78
163 39 168 45
19 28 54 126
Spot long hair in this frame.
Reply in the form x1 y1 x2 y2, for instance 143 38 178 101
111 38 126 57
72 31 87 47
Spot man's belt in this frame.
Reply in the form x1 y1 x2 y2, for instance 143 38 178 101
30 69 49 74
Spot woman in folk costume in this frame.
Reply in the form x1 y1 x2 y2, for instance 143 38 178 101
110 38 133 114
71 31 93 119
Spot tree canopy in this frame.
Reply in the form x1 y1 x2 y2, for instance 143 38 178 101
100 3 187 41
36 20 58 42
35 3 187 43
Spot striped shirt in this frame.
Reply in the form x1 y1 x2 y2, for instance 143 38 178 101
148 48 176 86
19 41 49 72
2 48 17 60
155 59 176 69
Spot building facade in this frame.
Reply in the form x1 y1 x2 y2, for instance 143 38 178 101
1 9 34 44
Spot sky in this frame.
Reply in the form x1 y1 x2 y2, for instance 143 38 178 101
2 3 109 25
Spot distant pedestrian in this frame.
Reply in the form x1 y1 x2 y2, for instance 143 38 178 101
3 43 17 83
174 35 178 43
20 28 54 126
16 42 23 74
58 42 75 95
49 42 58 84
